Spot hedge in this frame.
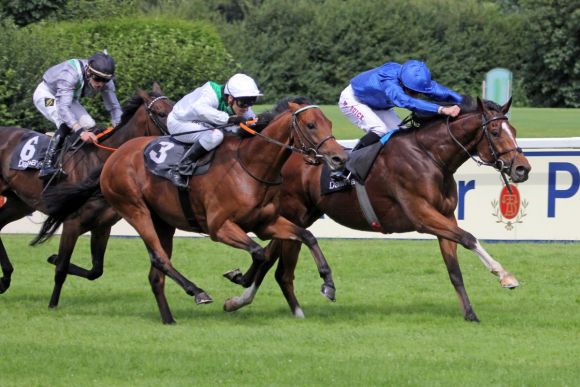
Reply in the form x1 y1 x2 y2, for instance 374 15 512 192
0 16 236 130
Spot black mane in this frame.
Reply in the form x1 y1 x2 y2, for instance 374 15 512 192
249 96 314 132
115 91 164 129
407 95 502 129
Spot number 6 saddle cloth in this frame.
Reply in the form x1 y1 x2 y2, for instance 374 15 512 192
10 132 51 170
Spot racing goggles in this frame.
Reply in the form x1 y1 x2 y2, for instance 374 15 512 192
234 97 257 108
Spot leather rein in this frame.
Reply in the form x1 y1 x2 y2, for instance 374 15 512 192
237 105 335 185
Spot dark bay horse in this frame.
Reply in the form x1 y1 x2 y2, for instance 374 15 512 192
0 83 172 308
224 97 532 322
39 98 347 324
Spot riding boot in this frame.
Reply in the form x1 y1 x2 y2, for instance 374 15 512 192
169 142 209 188
39 133 66 178
351 131 381 152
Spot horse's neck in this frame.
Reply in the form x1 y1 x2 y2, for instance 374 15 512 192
416 113 482 172
238 113 293 180
101 109 150 148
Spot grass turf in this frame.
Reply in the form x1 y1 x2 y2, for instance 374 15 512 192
0 236 578 386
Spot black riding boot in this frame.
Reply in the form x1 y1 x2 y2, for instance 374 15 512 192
39 124 70 178
351 131 381 152
170 142 209 188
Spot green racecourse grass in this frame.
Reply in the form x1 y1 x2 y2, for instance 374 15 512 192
0 235 578 386
255 105 580 139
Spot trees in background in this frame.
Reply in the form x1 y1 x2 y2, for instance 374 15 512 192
0 0 577 131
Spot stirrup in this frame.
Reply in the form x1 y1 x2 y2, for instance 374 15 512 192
170 171 189 189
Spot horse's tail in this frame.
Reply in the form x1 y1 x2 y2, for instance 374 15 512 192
30 167 103 246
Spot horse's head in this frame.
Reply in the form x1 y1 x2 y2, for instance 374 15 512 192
285 101 347 172
473 97 531 183
134 82 173 136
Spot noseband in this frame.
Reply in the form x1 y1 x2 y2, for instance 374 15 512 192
145 95 170 135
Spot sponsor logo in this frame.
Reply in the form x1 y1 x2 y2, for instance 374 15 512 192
44 98 55 107
491 184 528 230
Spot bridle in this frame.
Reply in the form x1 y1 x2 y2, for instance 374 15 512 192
447 112 523 192
144 95 170 136
90 95 170 153
237 104 335 184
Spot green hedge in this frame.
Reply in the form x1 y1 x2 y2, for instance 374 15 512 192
0 16 236 130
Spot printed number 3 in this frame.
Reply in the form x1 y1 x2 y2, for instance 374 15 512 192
149 141 175 164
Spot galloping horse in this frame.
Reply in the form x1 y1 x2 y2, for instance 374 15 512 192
38 98 347 324
224 97 532 322
0 83 172 308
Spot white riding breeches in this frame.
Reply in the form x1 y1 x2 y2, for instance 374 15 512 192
167 111 224 150
33 82 96 130
339 84 402 136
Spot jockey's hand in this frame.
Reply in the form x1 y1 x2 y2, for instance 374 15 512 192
440 105 461 117
79 130 98 143
227 115 246 125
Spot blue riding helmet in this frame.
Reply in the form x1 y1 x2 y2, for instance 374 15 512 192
399 60 435 93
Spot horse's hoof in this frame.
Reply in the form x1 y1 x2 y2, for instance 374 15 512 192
500 273 519 289
464 312 480 323
0 279 10 294
47 254 58 265
195 292 213 305
223 268 243 285
320 284 336 302
223 297 242 312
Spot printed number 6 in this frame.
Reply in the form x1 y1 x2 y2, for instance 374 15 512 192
20 136 39 161
149 141 175 164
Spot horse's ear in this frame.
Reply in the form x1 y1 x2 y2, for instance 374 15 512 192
287 102 299 112
501 97 512 115
476 96 488 114
136 89 149 101
152 82 163 95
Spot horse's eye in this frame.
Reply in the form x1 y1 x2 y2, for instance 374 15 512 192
491 129 500 138
307 122 316 130
156 112 167 118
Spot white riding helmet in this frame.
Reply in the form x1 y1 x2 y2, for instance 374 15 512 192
224 73 263 98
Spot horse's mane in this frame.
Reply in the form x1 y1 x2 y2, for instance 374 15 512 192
254 96 315 130
406 95 502 130
115 91 164 129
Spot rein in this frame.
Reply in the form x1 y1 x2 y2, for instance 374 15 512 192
236 104 333 185
93 95 170 152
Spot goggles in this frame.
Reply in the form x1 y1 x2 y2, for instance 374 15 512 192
234 97 257 108
88 66 113 83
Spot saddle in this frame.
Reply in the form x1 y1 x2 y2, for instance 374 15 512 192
144 136 215 181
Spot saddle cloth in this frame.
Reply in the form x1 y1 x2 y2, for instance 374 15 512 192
144 136 214 181
10 132 51 170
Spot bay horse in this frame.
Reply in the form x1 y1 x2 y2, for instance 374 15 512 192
224 96 532 322
0 83 172 308
38 97 347 324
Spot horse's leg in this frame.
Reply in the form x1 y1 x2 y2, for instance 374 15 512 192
438 237 479 322
119 204 210 323
48 222 80 308
223 239 281 312
46 226 111 280
403 202 518 288
256 216 335 302
148 216 178 324
274 240 305 317
0 197 33 293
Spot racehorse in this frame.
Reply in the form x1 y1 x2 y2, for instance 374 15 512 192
35 97 348 324
0 83 172 308
223 96 532 322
